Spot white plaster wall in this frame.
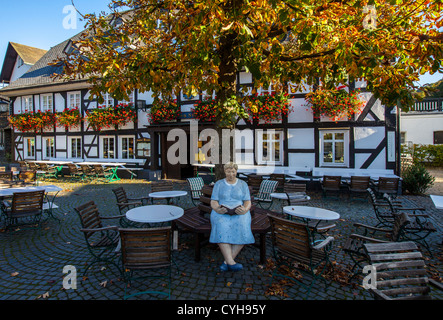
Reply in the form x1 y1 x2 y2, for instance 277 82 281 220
288 153 315 169
288 128 314 149
400 113 443 145
354 127 385 149
288 98 313 123
10 60 31 82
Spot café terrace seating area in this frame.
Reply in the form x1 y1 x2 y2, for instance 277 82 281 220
0 162 441 301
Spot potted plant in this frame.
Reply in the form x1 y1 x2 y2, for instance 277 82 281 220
305 85 365 121
56 107 82 129
149 99 180 124
245 92 292 123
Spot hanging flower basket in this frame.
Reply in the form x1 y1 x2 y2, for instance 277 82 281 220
305 86 365 121
56 107 82 129
86 103 136 131
245 92 292 123
191 96 217 122
149 99 180 124
9 110 56 132
108 103 137 128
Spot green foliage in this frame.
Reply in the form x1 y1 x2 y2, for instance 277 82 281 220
401 163 435 195
403 144 443 167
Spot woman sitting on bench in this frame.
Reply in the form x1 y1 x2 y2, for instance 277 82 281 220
209 162 254 272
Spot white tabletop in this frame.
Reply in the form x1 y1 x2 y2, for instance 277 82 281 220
149 190 188 198
283 206 340 220
430 195 443 209
0 185 62 196
271 192 311 201
76 162 127 166
31 160 73 165
126 205 184 223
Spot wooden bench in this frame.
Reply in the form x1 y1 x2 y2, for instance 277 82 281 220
176 185 271 264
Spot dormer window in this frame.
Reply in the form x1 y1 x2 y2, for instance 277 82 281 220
17 56 24 68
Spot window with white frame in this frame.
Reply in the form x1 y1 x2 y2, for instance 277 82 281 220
120 136 135 159
22 96 33 112
43 137 55 159
41 94 53 112
256 130 283 165
319 129 349 167
25 138 35 158
68 92 81 108
103 92 114 107
69 137 82 159
101 136 115 159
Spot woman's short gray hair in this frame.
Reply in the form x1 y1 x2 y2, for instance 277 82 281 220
224 162 238 171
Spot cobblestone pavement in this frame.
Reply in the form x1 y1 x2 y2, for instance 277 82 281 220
0 178 441 302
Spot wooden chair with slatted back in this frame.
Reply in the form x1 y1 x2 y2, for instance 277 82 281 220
375 177 399 198
119 227 172 299
247 175 263 195
1 190 45 230
364 241 443 300
270 173 285 192
268 213 334 299
0 171 13 188
346 176 370 201
321 175 342 198
74 201 121 276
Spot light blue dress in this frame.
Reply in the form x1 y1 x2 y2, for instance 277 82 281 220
209 178 255 244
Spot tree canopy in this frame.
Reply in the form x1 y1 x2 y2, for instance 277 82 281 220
56 0 442 117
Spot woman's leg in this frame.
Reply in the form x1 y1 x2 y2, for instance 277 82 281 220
218 243 235 265
218 243 244 265
231 244 244 261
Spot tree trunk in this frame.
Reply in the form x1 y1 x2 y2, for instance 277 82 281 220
214 32 239 181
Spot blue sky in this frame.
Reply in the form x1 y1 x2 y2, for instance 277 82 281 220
0 0 442 86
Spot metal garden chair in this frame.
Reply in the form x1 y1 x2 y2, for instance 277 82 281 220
343 211 411 278
252 179 279 209
364 241 443 300
268 213 334 299
1 190 45 231
119 227 172 300
383 193 437 256
74 201 122 276
112 187 150 227
186 177 205 206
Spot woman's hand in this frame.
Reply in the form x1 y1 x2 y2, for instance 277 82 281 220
211 200 227 214
235 200 251 215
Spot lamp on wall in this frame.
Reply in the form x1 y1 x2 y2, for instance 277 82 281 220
136 100 149 111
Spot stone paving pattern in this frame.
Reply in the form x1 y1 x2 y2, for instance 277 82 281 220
0 178 441 301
